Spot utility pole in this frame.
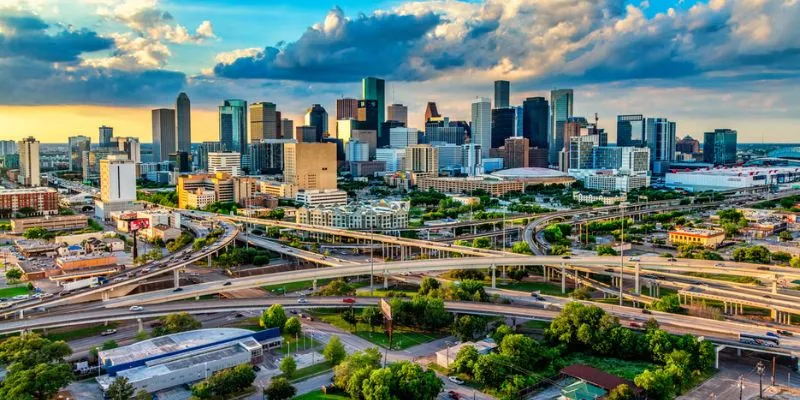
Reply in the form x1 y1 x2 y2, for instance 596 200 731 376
757 361 765 399
739 375 744 400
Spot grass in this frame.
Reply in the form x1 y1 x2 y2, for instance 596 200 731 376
293 389 349 400
355 288 417 298
279 333 323 355
499 281 572 297
685 272 761 285
561 352 656 380
522 320 551 330
307 309 447 350
263 279 332 294
0 286 30 298
288 361 333 382
44 322 118 342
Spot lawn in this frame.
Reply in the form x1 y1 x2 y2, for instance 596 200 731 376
522 320 551 330
279 333 323 355
44 322 118 342
561 353 655 380
685 272 761 285
262 279 332 294
293 389 349 400
355 288 416 298
289 361 333 382
0 286 30 298
308 309 446 350
499 281 572 297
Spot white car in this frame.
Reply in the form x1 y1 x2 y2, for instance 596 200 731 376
448 376 464 385
297 298 308 304
129 306 144 311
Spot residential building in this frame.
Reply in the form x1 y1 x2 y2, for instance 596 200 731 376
390 127 419 148
572 192 627 205
704 129 738 165
177 173 234 209
176 92 191 152
185 188 217 209
522 97 548 149
405 145 438 174
258 181 298 199
0 187 59 216
18 137 40 187
496 137 530 169
616 114 646 147
1 154 19 169
304 104 328 142
494 80 510 108
219 99 248 166
549 89 574 165
668 228 725 248
346 140 370 162
362 77 385 127
387 104 408 125
281 118 293 139
676 135 700 155
592 146 651 175
208 152 241 176
571 171 650 192
151 108 176 162
0 140 17 156
416 173 574 196
557 117 589 171
471 97 492 157
68 135 91 172
116 137 141 163
376 148 406 172
96 155 138 218
295 189 348 207
198 141 226 171
250 102 278 141
283 142 337 190
645 117 676 174
568 135 600 170
296 125 317 143
336 119 356 143
296 200 410 229
99 125 113 147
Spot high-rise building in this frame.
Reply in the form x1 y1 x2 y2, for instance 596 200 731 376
592 146 651 175
494 80 510 109
68 135 91 172
116 137 141 163
522 97 548 149
404 145 438 174
176 92 191 152
350 130 377 160
336 98 358 120
617 114 646 147
568 135 600 170
499 137 530 169
379 120 405 149
376 148 406 172
249 139 293 175
283 142 337 190
491 108 516 149
362 77 385 127
198 141 226 171
100 154 136 203
296 126 318 143
99 126 113 147
471 97 492 157
304 104 328 142
426 118 470 146
275 111 283 139
281 118 294 139
336 119 356 143
558 117 588 171
219 99 248 166
387 104 408 125
390 127 420 148
676 135 700 155
549 89 574 165
0 140 17 156
208 152 241 176
424 102 441 126
704 129 737 165
346 139 370 162
18 137 40 187
645 117 677 174
250 102 278 141
356 100 379 131
169 151 192 173
461 143 483 176
152 108 176 162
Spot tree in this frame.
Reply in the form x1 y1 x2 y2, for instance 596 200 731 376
333 348 381 399
472 237 491 248
5 268 22 282
506 267 528 282
779 231 794 242
452 315 487 342
134 390 152 400
106 376 136 400
791 257 800 268
23 227 50 239
499 334 540 366
390 361 443 400
280 356 297 379
192 364 255 399
361 307 382 332
771 251 792 264
596 245 618 256
607 384 635 400
283 316 302 336
634 368 676 400
260 304 288 331
649 295 682 313
102 340 118 350
571 286 592 300
418 277 440 295
491 324 514 344
510 241 533 255
264 377 296 400
449 345 479 376
152 313 201 336
361 368 394 400
316 279 355 296
323 335 347 365
473 353 512 389
0 333 75 400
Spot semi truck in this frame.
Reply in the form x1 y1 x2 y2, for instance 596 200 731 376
61 277 108 293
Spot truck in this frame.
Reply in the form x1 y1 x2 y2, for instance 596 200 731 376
61 277 108 292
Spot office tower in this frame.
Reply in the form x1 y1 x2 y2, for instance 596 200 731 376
250 102 277 141
425 118 469 146
568 135 600 170
390 127 419 148
337 119 356 143
704 129 738 165
18 137 40 187
491 108 516 149
471 97 492 157
169 151 192 173
501 137 530 169
219 100 248 167
424 102 441 126
208 152 241 176
676 135 700 155
296 126 318 143
198 141 226 171
281 118 294 139
350 130 377 160
68 135 91 172
99 125 113 147
362 77 385 127
117 137 141 163
645 117 677 174
0 140 17 156
283 142 337 190
304 104 328 142
346 139 370 162
275 111 282 139
434 143 461 170
336 98 358 120
387 104 408 125
356 100 379 131
522 97 548 149
376 148 406 172
549 89 574 165
176 92 191 152
379 120 405 149
617 114 646 147
557 117 589 171
152 108 176 162
249 139 293 175
461 143 483 176
494 80 510 109
100 155 136 203
514 106 523 137
404 145 438 174
593 146 651 175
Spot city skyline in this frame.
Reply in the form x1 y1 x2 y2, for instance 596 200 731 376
0 0 797 144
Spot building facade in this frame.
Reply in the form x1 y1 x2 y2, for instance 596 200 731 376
176 92 191 152
362 77 385 127
18 137 41 187
283 142 337 190
404 145 439 174
522 97 548 149
295 189 348 207
208 152 241 176
296 200 409 229
0 187 59 216
250 102 278 141
471 97 492 157
549 89 574 165
616 114 645 147
219 100 248 166
668 228 725 248
645 117 676 174
494 80 510 109
387 104 408 125
151 109 176 163
703 129 737 165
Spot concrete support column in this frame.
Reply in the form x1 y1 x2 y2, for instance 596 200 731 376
772 308 778 322
773 279 778 294
656 284 660 297
502 265 506 279
208 254 212 267
137 318 143 333
634 263 641 295
18 309 23 319
174 269 180 288
561 262 566 294
724 302 728 314
491 265 497 289
313 279 317 292
383 273 389 289
737 348 742 357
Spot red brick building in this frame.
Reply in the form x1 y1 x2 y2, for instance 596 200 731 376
0 187 59 217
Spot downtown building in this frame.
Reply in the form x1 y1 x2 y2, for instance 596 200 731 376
95 155 139 219
219 100 248 166
568 146 651 192
704 129 737 166
296 200 409 230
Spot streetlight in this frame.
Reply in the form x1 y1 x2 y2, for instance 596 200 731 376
619 201 630 306
757 361 765 399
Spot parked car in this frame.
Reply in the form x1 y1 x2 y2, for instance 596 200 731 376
448 376 464 385
642 309 652 315
766 332 780 338
629 257 640 262
448 391 460 400
222 281 232 286
630 322 643 328
667 258 677 262
173 287 183 292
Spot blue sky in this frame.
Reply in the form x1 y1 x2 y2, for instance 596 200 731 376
0 0 798 143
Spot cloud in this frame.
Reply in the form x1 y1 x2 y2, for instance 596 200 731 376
96 0 216 44
0 10 113 62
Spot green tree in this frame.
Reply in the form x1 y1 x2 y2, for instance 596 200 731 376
510 241 533 255
791 257 800 268
283 316 302 336
607 383 635 400
191 364 255 399
361 368 394 400
571 286 592 300
267 208 286 220
5 268 22 282
449 345 479 376
472 237 491 248
506 267 528 282
491 324 514 344
23 227 50 239
634 368 676 400
390 361 443 400
0 334 74 400
316 279 356 296
280 356 297 379
771 251 792 264
649 295 682 313
473 353 513 389
323 335 347 365
102 340 118 350
549 244 570 255
452 315 487 342
361 307 383 332
779 231 794 242
134 390 152 400
333 348 381 399
418 277 440 295
499 334 541 366
106 376 136 400
264 377 296 400
260 304 288 331
152 313 201 336
596 245 618 256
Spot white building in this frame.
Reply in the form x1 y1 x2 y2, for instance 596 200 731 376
665 166 800 192
96 155 139 219
376 148 406 172
435 340 497 368
471 97 492 157
295 189 348 207
18 136 40 187
208 152 241 176
572 191 627 205
389 127 419 148
346 140 369 162
461 143 483 176
570 170 651 192
296 200 410 229
185 188 217 209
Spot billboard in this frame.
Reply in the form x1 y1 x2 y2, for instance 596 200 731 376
379 298 392 321
129 218 150 231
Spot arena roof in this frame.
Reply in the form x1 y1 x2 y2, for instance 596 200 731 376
490 167 569 179
99 328 254 366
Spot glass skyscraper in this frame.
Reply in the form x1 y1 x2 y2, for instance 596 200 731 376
219 99 248 166
362 77 385 127
645 117 676 174
491 108 516 149
176 92 191 152
549 89 574 165
494 80 510 109
617 114 645 147
471 97 492 157
304 104 328 142
522 97 548 149
703 129 737 165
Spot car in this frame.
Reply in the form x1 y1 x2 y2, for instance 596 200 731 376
223 281 232 286
252 365 261 372
448 376 464 385
129 306 144 311
757 266 771 271
342 298 356 304
604 268 615 272
448 390 460 399
777 330 793 336
173 287 184 292
667 258 677 262
629 257 640 261
642 309 652 314
766 332 781 338
630 322 643 328
297 298 308 304
100 329 117 336
562 255 571 259
714 263 726 267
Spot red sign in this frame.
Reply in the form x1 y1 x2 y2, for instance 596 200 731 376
129 218 150 231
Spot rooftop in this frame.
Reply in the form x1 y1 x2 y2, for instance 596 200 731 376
99 328 254 366
667 166 800 177
561 364 641 393
490 167 569 178
670 227 725 236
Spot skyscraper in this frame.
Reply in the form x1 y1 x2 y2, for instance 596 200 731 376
645 117 677 174
336 98 358 120
494 80 510 109
100 155 136 203
304 104 328 142
198 141 226 171
152 108 176 162
703 129 737 165
379 120 406 149
116 137 141 163
356 100 379 131
99 126 113 147
522 97 548 149
18 137 40 187
424 102 441 126
471 97 492 157
176 92 191 152
387 104 408 125
281 118 294 139
362 77 385 127
219 99 248 166
68 135 91 172
296 126 318 143
491 108 516 149
549 89 574 165
617 114 645 147
250 102 278 141
283 142 337 190
404 145 439 174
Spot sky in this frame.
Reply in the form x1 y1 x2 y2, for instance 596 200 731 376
0 0 798 144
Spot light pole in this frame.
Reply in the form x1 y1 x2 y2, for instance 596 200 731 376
370 228 375 296
757 360 765 399
739 375 744 400
619 201 629 306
